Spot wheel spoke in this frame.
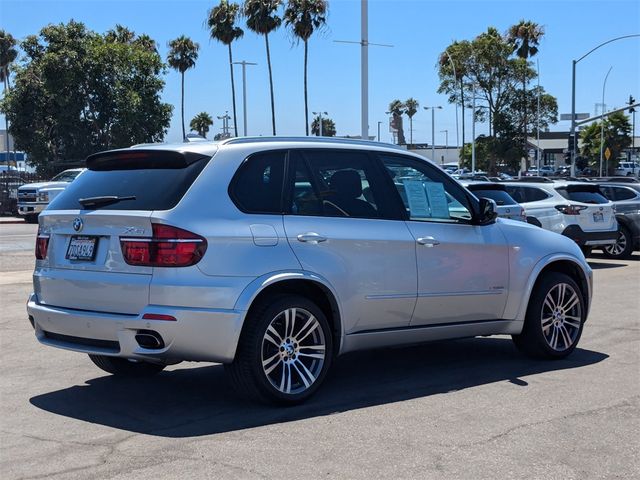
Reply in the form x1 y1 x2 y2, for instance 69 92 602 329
263 352 281 375
297 317 319 343
556 284 566 307
298 352 325 360
288 308 297 338
549 327 559 349
267 325 283 343
564 316 581 329
292 359 316 388
263 332 280 348
562 292 579 312
541 317 553 333
559 324 573 349
280 362 292 394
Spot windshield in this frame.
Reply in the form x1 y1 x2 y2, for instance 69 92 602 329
51 170 83 182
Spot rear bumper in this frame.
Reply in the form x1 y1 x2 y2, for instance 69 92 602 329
27 293 244 364
561 225 618 246
18 203 47 216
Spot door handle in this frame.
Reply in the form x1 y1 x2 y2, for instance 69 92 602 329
297 232 327 244
416 236 440 247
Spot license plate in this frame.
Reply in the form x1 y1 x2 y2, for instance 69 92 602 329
66 236 98 261
593 212 604 223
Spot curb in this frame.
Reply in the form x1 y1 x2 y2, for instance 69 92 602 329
0 219 27 225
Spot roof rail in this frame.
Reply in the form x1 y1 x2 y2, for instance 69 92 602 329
502 176 554 183
220 136 407 150
603 176 640 183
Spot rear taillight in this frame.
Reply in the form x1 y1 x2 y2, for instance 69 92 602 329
520 207 527 221
555 205 587 215
120 224 207 267
35 230 49 260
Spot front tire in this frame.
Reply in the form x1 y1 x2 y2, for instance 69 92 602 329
89 354 166 377
512 272 585 359
226 295 333 405
602 225 633 259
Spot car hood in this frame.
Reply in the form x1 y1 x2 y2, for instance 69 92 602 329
18 181 70 190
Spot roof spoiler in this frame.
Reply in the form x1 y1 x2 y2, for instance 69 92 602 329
86 149 209 171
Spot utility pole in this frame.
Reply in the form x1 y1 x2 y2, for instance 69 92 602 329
335 0 392 140
599 67 613 177
629 95 637 177
377 121 382 142
441 130 448 164
424 106 442 163
217 111 232 139
472 88 476 173
232 60 257 136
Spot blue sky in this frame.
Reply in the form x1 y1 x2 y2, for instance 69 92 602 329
1 0 639 146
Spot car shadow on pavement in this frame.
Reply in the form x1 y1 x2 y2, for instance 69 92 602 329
30 337 608 438
587 261 628 270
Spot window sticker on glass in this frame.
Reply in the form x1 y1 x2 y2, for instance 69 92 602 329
424 182 450 219
403 180 431 218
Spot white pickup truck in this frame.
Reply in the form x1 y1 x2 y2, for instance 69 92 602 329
17 168 85 223
614 162 640 177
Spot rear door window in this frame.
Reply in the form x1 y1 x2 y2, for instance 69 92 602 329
504 186 550 203
468 188 517 206
49 152 210 211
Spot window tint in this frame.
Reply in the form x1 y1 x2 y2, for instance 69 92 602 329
230 151 286 214
380 155 473 223
611 186 637 201
49 157 209 211
504 186 550 203
468 188 517 206
288 150 391 219
555 187 608 204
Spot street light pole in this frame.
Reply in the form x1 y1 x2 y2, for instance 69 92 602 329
232 61 257 136
599 66 613 177
536 58 541 172
440 130 448 165
569 34 640 176
424 106 442 162
472 88 476 173
377 121 382 142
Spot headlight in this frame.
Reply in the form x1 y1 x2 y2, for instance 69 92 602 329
37 191 49 202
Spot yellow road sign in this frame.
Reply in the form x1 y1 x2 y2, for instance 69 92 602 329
605 147 611 161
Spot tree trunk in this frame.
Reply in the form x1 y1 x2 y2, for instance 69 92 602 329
460 79 465 154
304 40 309 136
523 73 527 156
409 116 413 147
181 72 186 141
265 33 276 135
228 44 238 137
3 77 9 166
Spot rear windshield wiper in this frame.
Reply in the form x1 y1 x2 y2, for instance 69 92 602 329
78 195 136 209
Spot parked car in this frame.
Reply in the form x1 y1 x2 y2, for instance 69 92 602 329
614 162 640 177
28 138 593 404
503 180 618 256
462 182 527 222
17 168 85 223
526 166 554 177
597 181 640 259
554 166 571 177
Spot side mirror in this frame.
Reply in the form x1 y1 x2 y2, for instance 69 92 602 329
477 197 498 225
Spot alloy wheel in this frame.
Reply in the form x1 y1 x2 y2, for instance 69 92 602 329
541 283 582 351
261 307 326 395
604 229 628 256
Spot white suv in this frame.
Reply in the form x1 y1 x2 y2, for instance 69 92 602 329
503 180 618 254
614 162 640 177
27 138 593 404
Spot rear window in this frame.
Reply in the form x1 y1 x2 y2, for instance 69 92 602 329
51 170 83 182
556 187 608 204
48 153 210 211
468 188 517 206
504 186 550 203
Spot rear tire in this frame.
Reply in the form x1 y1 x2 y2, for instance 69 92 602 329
602 225 633 259
512 272 585 359
89 354 166 377
226 295 333 405
580 246 592 257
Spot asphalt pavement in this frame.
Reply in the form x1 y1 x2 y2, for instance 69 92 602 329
1 223 638 479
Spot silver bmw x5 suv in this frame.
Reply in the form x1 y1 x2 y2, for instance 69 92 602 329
28 137 593 404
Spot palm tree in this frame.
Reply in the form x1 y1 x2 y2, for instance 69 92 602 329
244 0 282 135
105 24 136 44
167 36 200 141
207 1 244 137
311 114 335 136
135 34 158 53
190 112 214 138
0 30 18 165
404 98 419 147
388 99 406 145
284 0 328 136
507 20 544 153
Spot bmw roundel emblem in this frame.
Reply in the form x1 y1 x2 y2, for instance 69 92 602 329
73 217 83 232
